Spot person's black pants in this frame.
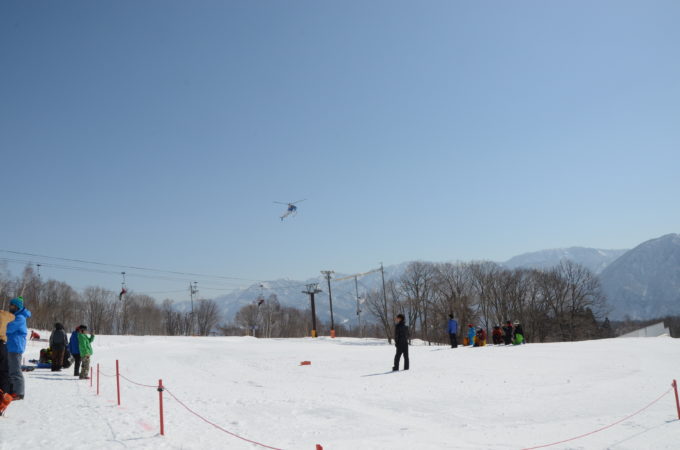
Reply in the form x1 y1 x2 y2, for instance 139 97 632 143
449 333 458 348
393 345 409 370
73 354 81 376
0 341 8 393
51 346 65 371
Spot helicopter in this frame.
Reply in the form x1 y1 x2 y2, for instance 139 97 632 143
274 199 306 221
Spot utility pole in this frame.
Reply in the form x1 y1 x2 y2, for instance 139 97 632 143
380 262 391 344
354 275 362 338
302 283 322 338
189 281 198 336
321 270 336 338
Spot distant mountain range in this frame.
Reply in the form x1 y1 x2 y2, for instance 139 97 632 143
204 233 680 325
502 247 628 274
206 262 411 331
600 234 680 320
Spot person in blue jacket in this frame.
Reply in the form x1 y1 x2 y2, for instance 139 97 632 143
447 314 458 348
6 297 31 399
467 323 476 346
69 326 82 377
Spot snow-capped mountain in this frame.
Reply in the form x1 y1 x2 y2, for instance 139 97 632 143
502 247 627 274
202 235 678 324
599 233 680 320
210 262 411 326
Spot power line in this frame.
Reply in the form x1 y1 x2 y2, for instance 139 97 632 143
332 267 381 282
0 249 262 283
0 257 247 286
0 251 385 305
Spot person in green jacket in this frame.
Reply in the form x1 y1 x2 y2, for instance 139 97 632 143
77 325 95 380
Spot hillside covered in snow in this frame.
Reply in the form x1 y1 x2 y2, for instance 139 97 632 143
3 334 679 449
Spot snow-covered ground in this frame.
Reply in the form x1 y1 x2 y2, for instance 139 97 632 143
1 335 678 449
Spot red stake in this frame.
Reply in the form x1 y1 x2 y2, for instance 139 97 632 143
673 380 680 420
158 379 165 436
97 363 100 396
116 360 121 406
90 366 93 387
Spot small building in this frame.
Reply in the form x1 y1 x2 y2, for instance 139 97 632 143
617 322 670 338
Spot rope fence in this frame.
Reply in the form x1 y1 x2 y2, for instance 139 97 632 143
163 387 283 450
90 359 293 449
522 386 675 450
86 360 679 450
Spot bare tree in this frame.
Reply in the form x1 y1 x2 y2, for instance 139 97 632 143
83 286 114 333
195 299 221 336
431 262 475 344
365 279 398 343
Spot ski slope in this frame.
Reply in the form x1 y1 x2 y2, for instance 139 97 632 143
1 335 678 449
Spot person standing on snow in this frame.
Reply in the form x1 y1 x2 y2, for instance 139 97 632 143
467 324 476 346
49 323 68 372
392 314 409 371
6 297 31 399
0 309 15 394
77 326 95 380
447 314 458 348
69 326 82 377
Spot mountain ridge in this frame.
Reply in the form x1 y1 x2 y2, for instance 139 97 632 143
202 234 679 324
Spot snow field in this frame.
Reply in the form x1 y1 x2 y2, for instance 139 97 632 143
1 335 679 449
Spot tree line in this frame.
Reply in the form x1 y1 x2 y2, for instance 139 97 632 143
365 260 611 345
2 261 674 342
0 266 221 336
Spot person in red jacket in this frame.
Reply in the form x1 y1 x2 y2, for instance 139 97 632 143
474 327 487 346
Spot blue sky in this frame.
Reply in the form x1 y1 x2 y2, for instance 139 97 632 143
1 1 679 298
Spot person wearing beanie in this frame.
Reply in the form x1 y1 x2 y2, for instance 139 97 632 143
0 308 15 394
6 297 32 399
49 323 68 372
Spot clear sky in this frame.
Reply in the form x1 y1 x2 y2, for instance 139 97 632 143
1 1 679 299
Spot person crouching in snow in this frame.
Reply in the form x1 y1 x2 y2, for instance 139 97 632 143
492 325 503 345
467 324 476 346
502 320 513 345
513 321 525 345
474 327 487 347
49 323 68 371
77 326 95 379
392 314 409 371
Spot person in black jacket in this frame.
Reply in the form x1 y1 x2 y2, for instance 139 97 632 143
502 320 513 346
49 323 68 372
392 314 409 371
